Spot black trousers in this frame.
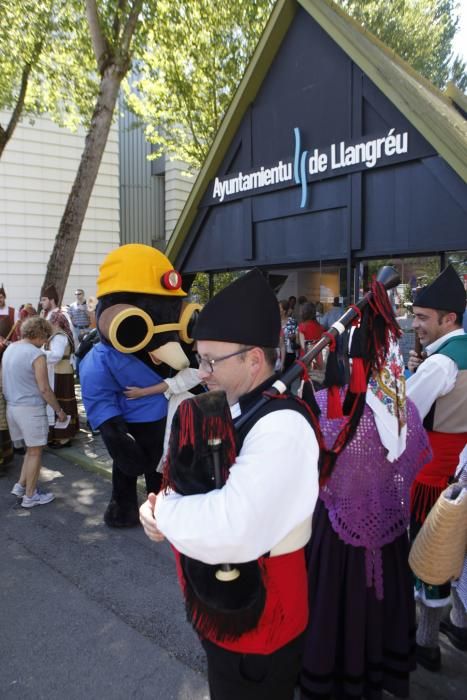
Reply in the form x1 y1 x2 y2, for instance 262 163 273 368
202 633 304 700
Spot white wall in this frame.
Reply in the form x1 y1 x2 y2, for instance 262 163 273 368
164 159 195 240
0 112 120 309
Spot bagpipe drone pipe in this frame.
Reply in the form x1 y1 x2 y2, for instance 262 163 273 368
162 265 400 641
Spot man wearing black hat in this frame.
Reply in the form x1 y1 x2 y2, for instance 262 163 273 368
407 265 467 671
40 285 60 320
140 269 319 700
40 284 73 331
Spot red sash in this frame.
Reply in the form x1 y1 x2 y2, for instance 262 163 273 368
411 430 467 523
174 547 308 655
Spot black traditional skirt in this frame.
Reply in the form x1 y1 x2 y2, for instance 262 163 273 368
300 500 416 700
0 427 13 468
48 373 78 442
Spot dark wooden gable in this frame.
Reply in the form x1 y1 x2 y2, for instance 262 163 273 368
177 6 466 274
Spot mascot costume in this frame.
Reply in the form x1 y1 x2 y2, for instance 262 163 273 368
79 244 200 528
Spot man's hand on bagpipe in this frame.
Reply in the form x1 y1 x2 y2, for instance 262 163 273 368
408 349 425 373
408 333 427 374
140 493 165 543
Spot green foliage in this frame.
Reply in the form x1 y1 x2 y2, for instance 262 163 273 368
190 270 246 304
447 250 467 278
0 1 98 131
338 0 467 90
0 1 158 135
450 54 467 91
127 0 274 169
365 255 442 306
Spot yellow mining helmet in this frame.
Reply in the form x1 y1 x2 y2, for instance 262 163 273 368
96 244 186 298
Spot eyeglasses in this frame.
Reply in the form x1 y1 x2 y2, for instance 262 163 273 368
195 347 254 374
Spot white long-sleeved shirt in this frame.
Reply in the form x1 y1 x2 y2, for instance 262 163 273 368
406 329 465 420
156 367 201 471
43 333 70 425
155 407 319 564
43 333 69 369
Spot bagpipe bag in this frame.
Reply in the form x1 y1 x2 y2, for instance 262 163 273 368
162 390 266 641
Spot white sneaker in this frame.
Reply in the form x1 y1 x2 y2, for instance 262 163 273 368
11 482 26 497
21 489 55 508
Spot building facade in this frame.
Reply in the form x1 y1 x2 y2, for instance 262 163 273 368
0 111 120 309
166 0 467 317
118 103 195 250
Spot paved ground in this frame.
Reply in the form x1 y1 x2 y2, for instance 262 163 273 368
1 454 209 699
1 387 466 699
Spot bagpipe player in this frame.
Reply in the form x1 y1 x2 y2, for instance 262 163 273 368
140 269 320 700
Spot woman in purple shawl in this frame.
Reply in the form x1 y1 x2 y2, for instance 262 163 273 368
300 295 431 700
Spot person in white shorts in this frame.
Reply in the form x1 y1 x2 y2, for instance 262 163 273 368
2 317 66 508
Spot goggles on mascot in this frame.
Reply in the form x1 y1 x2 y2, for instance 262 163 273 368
100 302 202 353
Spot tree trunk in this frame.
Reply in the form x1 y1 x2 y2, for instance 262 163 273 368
41 65 123 303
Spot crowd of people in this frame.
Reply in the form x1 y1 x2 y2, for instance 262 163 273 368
0 284 96 496
1 264 466 699
278 295 349 387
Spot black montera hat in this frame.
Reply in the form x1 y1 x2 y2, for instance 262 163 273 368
413 265 466 314
42 284 59 303
193 269 280 347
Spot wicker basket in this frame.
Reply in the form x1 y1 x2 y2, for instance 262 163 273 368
409 484 467 585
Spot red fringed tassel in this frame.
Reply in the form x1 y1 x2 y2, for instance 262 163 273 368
327 385 343 418
295 359 309 383
367 279 402 371
349 304 362 323
177 400 196 450
349 357 368 394
410 480 445 524
324 331 344 419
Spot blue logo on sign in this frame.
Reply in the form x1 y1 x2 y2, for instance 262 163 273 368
293 127 308 209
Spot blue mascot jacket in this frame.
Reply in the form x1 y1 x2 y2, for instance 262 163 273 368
79 342 168 430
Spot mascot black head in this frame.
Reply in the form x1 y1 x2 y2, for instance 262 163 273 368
95 243 200 369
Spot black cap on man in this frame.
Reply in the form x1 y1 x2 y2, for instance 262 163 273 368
193 269 280 348
414 265 466 314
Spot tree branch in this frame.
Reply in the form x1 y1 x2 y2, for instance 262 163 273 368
112 0 127 42
86 0 112 73
120 0 144 56
0 33 43 159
